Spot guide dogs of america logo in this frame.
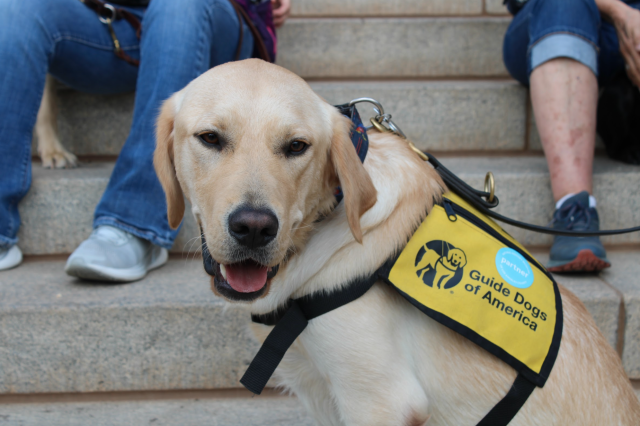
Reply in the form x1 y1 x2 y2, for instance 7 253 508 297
415 240 467 289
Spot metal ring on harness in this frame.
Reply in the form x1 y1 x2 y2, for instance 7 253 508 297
369 117 424 160
484 172 495 203
386 118 407 139
369 117 388 134
97 3 116 24
349 97 385 116
371 114 408 140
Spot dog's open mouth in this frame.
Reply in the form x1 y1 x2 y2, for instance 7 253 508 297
214 260 279 301
220 260 277 292
201 234 279 301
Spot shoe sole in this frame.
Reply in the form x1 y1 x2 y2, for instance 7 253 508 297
65 249 168 283
547 249 611 273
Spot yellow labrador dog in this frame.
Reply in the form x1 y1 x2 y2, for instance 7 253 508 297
154 59 640 425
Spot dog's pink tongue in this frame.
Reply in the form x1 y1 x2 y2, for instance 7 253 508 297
225 262 268 293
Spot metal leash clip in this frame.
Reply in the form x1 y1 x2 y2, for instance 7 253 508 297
348 98 429 161
348 98 407 138
348 97 497 203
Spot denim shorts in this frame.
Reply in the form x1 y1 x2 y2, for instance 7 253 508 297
503 0 640 86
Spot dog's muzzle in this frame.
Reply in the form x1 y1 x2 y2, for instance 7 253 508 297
201 232 279 302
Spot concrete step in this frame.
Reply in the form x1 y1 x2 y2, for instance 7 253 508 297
291 0 484 16
600 252 640 379
276 17 509 78
0 259 251 394
0 253 636 395
486 0 510 15
18 155 640 255
42 81 527 157
17 162 200 256
0 392 638 426
0 391 313 426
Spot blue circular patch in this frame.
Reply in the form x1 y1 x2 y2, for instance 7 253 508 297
495 248 534 289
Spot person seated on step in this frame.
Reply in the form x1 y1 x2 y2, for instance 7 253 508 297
502 0 640 272
0 0 291 278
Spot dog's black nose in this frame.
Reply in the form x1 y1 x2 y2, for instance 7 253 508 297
228 207 279 248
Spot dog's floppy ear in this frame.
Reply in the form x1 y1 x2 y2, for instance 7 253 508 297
458 252 468 268
154 93 185 230
330 113 377 243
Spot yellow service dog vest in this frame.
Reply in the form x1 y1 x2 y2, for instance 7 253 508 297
380 192 562 389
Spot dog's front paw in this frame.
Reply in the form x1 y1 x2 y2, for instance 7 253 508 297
39 144 78 169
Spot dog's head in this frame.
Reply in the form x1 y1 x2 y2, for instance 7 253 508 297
444 248 467 270
154 59 377 303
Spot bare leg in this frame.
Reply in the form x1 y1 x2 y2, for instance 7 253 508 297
531 58 609 272
530 58 598 202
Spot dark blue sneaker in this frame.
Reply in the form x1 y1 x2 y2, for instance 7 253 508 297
547 191 611 273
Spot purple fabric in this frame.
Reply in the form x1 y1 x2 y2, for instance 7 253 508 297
234 0 277 62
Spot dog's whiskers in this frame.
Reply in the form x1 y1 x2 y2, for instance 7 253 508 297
181 235 202 264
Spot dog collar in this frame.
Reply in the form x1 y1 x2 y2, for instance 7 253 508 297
333 103 369 203
336 102 369 163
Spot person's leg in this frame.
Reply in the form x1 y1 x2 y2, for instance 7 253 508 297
0 0 140 270
530 60 598 201
67 0 253 281
528 0 601 202
504 0 598 192
504 0 609 272
532 59 610 272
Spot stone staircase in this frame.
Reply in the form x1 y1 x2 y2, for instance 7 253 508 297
3 0 640 423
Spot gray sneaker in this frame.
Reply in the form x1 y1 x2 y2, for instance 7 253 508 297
65 225 168 282
0 245 22 271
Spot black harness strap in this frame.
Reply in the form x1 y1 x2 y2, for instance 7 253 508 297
477 373 536 426
241 273 378 395
240 301 308 395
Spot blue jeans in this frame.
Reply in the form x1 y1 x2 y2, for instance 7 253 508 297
0 0 253 250
503 0 640 86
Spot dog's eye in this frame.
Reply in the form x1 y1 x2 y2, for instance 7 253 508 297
197 132 220 147
288 140 308 156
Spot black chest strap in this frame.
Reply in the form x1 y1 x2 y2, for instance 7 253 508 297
478 373 535 425
241 269 536 426
240 273 379 395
